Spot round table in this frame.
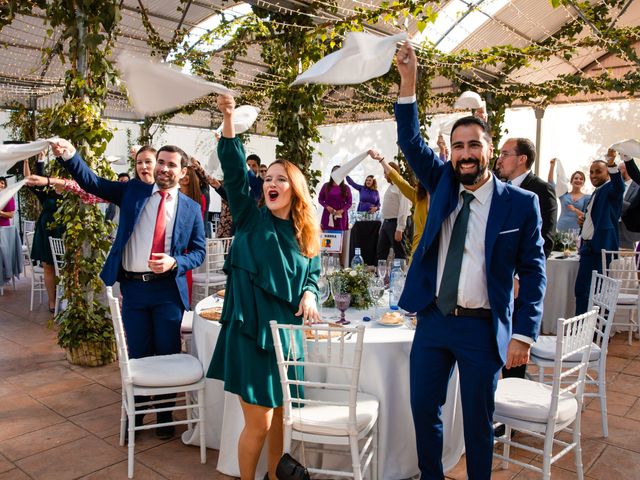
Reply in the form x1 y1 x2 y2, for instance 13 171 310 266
542 253 580 334
183 296 464 480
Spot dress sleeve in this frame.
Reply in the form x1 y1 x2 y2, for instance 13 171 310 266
63 179 107 205
217 137 258 230
388 169 417 205
303 254 321 301
346 176 363 192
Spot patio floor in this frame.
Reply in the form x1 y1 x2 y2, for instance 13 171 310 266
2 276 640 479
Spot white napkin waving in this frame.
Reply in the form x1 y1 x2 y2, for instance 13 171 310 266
215 105 260 134
291 32 408 86
106 155 128 166
118 54 236 116
330 151 370 184
0 179 26 211
453 91 485 110
610 139 640 159
0 139 58 176
554 158 570 197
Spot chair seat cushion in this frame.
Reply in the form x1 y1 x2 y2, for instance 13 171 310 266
617 292 638 305
291 389 379 436
191 272 226 284
494 378 578 425
129 354 203 387
531 336 601 362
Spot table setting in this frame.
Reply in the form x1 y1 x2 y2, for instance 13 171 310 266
183 261 464 479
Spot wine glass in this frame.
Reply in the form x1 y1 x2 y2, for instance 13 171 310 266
334 293 351 325
377 260 387 281
317 275 330 321
325 255 339 276
368 276 385 321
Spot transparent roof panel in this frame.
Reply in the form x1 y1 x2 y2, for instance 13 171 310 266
415 0 511 52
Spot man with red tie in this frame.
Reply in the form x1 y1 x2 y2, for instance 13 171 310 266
51 140 206 438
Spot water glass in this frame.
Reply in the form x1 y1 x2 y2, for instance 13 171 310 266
377 260 388 281
368 277 385 320
317 275 330 321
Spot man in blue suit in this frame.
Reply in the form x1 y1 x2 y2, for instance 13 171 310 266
575 154 624 314
394 42 546 479
51 139 206 438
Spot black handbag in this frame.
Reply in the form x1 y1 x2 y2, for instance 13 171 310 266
275 453 310 480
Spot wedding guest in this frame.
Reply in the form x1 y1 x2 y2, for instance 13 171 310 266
105 173 130 226
346 174 380 213
547 159 591 231
179 164 206 303
319 166 352 264
52 139 205 439
208 94 320 480
133 146 156 184
376 161 411 261
394 41 545 479
246 153 264 203
575 153 624 314
369 149 429 260
23 157 64 313
617 161 640 249
0 177 15 227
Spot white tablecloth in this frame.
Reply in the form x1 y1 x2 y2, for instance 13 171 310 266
542 254 579 334
0 225 23 286
183 296 465 480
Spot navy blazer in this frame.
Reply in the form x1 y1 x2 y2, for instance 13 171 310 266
585 168 624 254
395 102 546 362
59 153 206 309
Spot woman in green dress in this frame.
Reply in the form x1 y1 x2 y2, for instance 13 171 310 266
208 94 321 480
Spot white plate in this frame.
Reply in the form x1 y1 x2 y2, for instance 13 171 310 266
376 319 404 327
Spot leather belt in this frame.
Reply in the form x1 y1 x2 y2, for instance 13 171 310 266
451 306 492 318
121 270 174 282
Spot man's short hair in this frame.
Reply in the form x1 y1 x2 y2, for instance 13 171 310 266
117 172 130 181
592 159 608 167
0 176 6 187
450 116 492 143
135 145 157 159
246 154 261 165
157 145 189 168
512 138 536 169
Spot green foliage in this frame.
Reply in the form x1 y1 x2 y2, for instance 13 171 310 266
325 266 374 310
2 1 122 363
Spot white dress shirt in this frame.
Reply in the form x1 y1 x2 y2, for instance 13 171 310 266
582 166 618 241
122 184 179 272
510 171 529 188
381 184 411 231
436 176 493 310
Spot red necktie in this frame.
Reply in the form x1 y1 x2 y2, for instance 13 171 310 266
150 191 168 259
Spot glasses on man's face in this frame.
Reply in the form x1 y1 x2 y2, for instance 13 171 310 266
498 151 519 159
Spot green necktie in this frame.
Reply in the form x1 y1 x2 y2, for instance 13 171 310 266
437 191 475 316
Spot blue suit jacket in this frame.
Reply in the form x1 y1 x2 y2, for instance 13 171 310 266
395 102 546 362
585 169 624 254
60 153 206 309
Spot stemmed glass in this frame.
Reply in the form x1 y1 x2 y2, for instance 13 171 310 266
377 260 388 286
329 276 351 325
368 276 385 321
325 255 339 276
560 232 570 256
317 275 330 322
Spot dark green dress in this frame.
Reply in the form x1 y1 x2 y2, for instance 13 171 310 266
207 136 320 408
31 193 64 265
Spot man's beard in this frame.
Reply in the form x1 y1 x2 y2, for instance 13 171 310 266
454 158 487 185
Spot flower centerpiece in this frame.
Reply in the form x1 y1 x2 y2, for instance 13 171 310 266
324 265 375 309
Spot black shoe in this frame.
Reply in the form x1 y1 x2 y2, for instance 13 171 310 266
494 424 506 438
155 412 175 439
155 424 176 440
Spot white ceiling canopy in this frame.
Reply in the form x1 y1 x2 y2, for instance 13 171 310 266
0 0 637 130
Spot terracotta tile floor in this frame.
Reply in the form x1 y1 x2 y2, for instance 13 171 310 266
2 276 639 479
